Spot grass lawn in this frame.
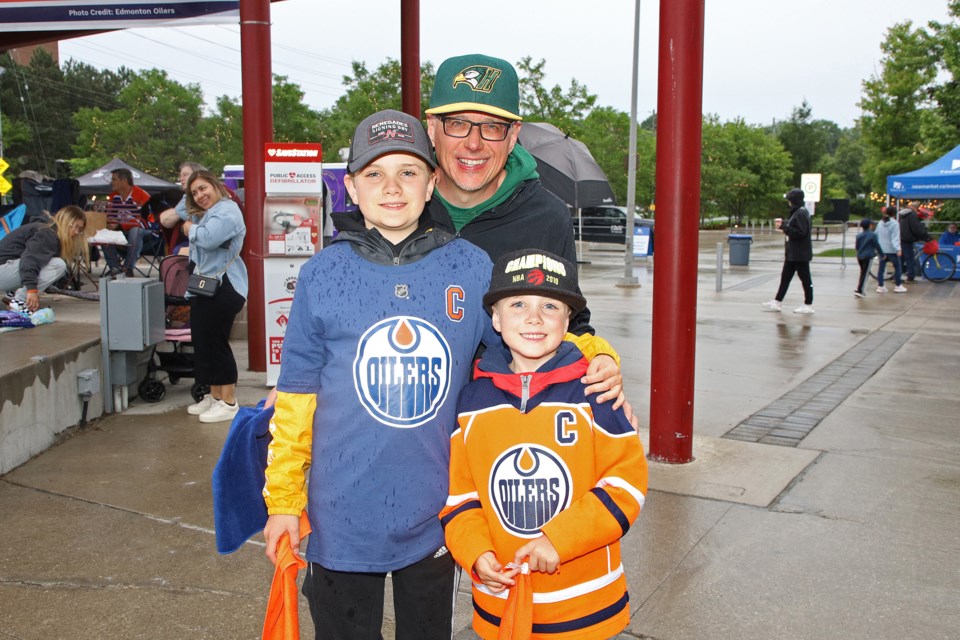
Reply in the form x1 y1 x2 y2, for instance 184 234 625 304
817 248 857 258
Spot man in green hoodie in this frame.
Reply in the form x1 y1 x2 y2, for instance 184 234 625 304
425 53 627 406
425 54 586 328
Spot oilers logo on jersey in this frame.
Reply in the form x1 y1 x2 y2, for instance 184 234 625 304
490 444 572 537
354 316 452 428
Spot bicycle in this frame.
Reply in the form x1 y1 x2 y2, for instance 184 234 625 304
918 247 956 282
869 243 957 283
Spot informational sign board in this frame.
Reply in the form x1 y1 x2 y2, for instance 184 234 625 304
263 141 323 385
632 225 653 257
264 142 323 195
801 173 822 203
264 196 321 256
0 156 10 195
264 257 308 387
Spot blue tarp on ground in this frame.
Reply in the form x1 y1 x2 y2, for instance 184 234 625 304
887 144 960 199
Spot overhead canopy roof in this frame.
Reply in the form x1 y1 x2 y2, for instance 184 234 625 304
75 157 179 194
887 144 960 199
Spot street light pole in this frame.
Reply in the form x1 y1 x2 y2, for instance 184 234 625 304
620 0 641 286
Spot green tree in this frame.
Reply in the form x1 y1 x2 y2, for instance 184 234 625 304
859 21 937 192
701 116 792 225
201 74 326 173
774 100 834 186
201 94 244 172
574 106 655 209
517 57 597 133
922 2 960 156
0 50 126 175
315 59 435 163
72 69 208 178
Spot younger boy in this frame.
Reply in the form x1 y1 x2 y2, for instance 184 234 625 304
262 109 496 639
440 249 648 639
854 218 883 298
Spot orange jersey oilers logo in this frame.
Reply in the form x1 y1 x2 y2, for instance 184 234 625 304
490 444 572 537
353 316 452 428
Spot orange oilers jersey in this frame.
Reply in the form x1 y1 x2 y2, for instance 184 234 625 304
440 344 648 639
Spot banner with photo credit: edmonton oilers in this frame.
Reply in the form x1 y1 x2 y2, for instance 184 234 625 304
0 0 239 31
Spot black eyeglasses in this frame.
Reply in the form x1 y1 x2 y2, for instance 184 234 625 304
438 116 515 141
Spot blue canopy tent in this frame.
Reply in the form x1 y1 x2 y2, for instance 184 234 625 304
887 144 960 199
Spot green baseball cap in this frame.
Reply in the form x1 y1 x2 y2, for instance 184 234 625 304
427 54 522 121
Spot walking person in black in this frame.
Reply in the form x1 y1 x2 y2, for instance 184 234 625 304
762 188 815 314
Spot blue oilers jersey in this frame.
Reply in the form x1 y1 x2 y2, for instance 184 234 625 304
277 238 492 571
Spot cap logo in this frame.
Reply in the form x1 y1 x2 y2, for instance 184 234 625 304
452 66 503 93
526 269 545 286
369 119 415 145
504 253 567 278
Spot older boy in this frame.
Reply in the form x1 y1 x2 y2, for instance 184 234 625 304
441 248 648 639
262 109 494 639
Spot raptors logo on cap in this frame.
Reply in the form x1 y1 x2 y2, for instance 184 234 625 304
526 269 545 286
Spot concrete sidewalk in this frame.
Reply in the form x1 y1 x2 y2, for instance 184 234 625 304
1 230 958 639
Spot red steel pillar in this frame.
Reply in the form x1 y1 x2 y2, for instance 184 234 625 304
400 0 421 118
648 0 705 463
239 0 273 372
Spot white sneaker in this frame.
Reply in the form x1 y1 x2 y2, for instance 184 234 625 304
793 304 815 314
199 399 240 423
893 285 908 293
876 286 887 293
854 290 866 298
187 394 216 415
761 300 782 312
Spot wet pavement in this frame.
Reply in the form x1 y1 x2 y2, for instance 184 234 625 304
1 228 959 639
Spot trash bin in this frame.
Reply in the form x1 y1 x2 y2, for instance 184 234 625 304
727 234 753 266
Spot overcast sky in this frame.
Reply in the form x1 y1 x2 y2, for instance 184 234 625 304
56 0 953 128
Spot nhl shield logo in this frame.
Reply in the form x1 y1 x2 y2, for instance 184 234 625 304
354 316 452 428
490 444 572 537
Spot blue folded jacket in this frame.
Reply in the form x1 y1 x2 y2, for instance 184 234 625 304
212 399 273 554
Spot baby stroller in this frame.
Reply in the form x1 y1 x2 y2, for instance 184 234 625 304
138 255 210 403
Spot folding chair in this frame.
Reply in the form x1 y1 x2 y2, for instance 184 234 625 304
133 227 165 277
0 204 27 241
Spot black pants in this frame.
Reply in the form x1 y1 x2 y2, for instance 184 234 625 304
901 241 917 280
188 275 245 386
856 257 872 293
301 547 456 640
775 260 813 304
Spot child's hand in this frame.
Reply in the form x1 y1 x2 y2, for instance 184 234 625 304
514 535 561 574
473 551 517 593
582 354 624 406
263 514 302 566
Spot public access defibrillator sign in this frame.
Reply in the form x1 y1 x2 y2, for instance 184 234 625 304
264 142 323 194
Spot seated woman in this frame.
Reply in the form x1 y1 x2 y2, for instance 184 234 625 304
0 205 89 312
939 222 960 246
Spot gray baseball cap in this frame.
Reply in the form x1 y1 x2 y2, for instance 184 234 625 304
347 109 436 173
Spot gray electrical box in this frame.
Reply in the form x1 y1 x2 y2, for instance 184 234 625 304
105 278 165 350
77 368 101 397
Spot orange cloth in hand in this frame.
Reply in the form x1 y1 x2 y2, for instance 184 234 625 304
262 512 311 640
498 562 532 640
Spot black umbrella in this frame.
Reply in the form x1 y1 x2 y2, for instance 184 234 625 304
518 122 616 209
